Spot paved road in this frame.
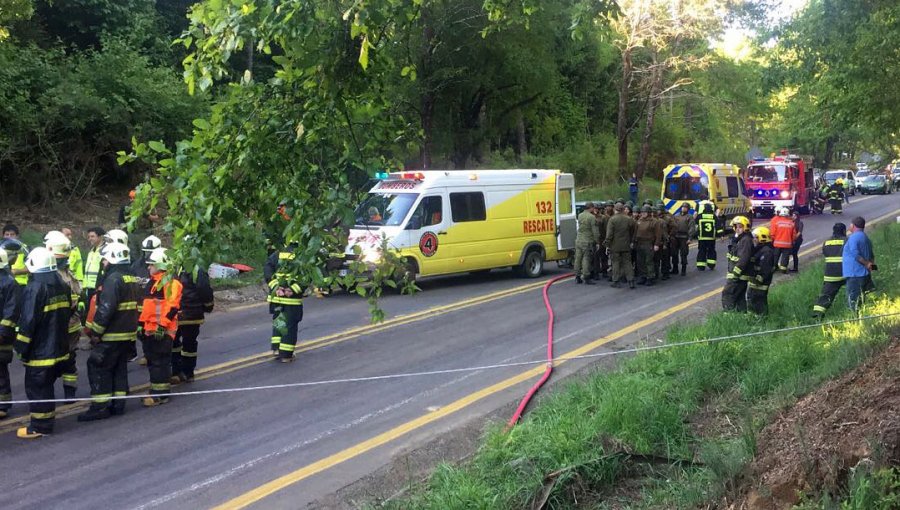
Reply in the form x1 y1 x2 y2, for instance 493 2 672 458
1 195 896 510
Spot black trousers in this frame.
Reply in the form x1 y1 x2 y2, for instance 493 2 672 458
24 366 57 433
747 287 769 315
790 237 802 270
59 331 81 397
174 324 201 378
87 342 130 413
722 279 748 311
673 237 689 269
142 334 172 396
813 280 845 315
0 343 12 412
775 248 792 271
278 304 303 360
697 240 716 269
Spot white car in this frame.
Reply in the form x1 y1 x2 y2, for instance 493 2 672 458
855 162 868 172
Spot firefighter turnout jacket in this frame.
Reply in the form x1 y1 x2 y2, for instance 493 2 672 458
86 265 141 342
13 272 71 367
178 267 214 326
265 249 304 306
0 269 21 347
750 243 776 291
822 236 846 283
726 232 754 281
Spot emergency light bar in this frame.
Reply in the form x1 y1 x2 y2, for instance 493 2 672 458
388 172 426 180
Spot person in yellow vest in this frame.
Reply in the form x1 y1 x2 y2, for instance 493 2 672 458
44 231 83 402
82 226 107 307
62 228 84 284
2 224 29 286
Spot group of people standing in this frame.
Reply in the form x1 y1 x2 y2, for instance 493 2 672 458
0 223 213 439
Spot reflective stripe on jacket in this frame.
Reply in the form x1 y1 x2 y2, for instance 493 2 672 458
265 250 304 306
13 272 71 366
822 237 846 282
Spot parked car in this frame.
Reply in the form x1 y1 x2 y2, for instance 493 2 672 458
823 169 856 195
859 174 891 195
853 169 870 190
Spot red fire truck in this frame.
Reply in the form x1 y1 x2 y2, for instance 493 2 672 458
744 152 816 215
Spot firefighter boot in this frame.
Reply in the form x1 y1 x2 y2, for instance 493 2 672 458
63 385 77 405
77 407 111 422
681 264 687 276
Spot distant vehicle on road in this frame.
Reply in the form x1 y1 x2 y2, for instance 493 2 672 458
853 169 870 190
859 174 892 195
856 162 868 172
345 169 577 280
661 163 752 221
823 169 856 195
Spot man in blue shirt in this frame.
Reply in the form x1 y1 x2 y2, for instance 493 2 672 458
628 174 639 205
842 216 875 312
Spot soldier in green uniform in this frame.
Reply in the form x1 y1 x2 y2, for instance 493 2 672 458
635 206 662 286
574 202 600 284
590 202 610 280
605 203 636 289
672 203 694 276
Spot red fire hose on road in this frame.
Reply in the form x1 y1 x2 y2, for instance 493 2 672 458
506 272 574 429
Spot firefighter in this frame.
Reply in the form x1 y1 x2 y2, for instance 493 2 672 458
695 201 718 270
82 226 107 307
0 248 22 419
722 216 753 312
635 205 662 286
574 202 600 284
44 231 83 402
771 207 797 274
61 228 84 284
138 248 182 406
131 235 162 282
606 202 636 289
672 203 694 276
828 180 844 214
14 247 71 438
264 243 305 362
172 265 214 383
811 223 847 319
78 242 141 422
3 224 30 286
747 227 776 315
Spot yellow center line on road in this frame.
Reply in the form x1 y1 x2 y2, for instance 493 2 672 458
213 204 900 510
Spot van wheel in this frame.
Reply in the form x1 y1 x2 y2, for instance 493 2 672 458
516 249 544 278
394 258 418 288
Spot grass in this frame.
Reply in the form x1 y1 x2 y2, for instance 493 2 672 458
380 223 900 509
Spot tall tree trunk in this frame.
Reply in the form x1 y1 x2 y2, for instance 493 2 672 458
616 47 634 180
635 60 663 180
514 108 527 161
824 136 836 169
419 6 434 169
246 37 254 75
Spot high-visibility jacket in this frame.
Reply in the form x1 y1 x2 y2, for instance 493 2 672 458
771 216 796 249
822 236 846 283
13 272 71 368
83 245 104 290
86 265 140 342
11 243 29 286
138 271 183 338
68 246 85 284
696 213 717 241
264 249 304 306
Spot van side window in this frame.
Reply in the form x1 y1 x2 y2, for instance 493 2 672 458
450 192 486 222
411 196 443 228
726 177 739 197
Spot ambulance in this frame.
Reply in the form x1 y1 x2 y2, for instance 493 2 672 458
344 170 577 280
660 163 752 221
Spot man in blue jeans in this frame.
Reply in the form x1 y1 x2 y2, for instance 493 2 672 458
842 216 875 313
628 174 639 205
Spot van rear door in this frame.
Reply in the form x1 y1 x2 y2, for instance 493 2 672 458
555 173 576 250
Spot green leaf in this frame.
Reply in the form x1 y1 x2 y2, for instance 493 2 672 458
193 118 211 130
148 140 167 153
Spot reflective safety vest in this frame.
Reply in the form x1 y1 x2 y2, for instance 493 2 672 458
138 272 183 338
697 213 717 241
69 246 85 284
822 237 846 283
83 246 103 290
11 243 28 286
266 251 304 306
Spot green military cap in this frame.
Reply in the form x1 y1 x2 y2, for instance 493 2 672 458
616 197 625 203
642 205 652 213
614 202 625 211
584 201 595 209
626 200 634 208
656 200 665 207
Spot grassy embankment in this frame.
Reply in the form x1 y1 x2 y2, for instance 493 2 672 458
575 178 663 204
382 222 900 509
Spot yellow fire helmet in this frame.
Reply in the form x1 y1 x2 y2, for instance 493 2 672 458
752 226 771 243
731 215 750 229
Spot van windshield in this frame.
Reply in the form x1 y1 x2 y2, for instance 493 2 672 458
354 193 419 227
824 171 846 184
747 164 788 183
664 174 709 201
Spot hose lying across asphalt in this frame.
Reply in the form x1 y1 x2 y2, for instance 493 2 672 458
3 311 899 406
506 272 573 429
